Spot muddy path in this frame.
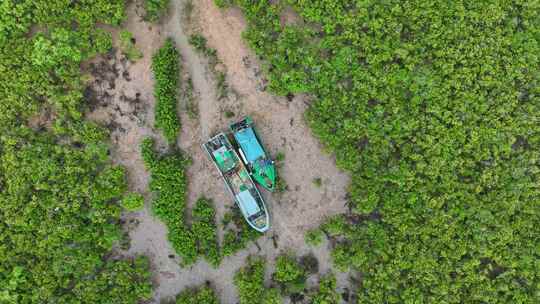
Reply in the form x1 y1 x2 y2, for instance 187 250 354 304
86 1 351 303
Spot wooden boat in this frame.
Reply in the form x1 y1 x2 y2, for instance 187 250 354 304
230 117 276 191
203 133 270 232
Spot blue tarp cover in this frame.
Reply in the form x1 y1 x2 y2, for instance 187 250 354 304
234 128 265 163
236 190 261 217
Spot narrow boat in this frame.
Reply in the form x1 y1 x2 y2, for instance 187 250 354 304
230 117 276 192
203 133 270 232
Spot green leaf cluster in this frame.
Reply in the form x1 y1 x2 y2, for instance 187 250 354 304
304 228 324 246
232 253 338 304
310 274 340 304
122 192 145 211
152 38 181 144
223 0 540 303
234 257 282 304
273 254 306 295
176 285 219 304
140 137 197 265
192 197 221 266
144 0 170 22
189 34 217 59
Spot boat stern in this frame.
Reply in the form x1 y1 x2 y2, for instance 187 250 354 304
251 212 270 232
236 189 270 233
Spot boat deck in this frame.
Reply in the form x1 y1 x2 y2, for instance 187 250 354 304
203 132 269 232
225 165 252 195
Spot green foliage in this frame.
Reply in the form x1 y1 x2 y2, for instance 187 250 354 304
320 215 346 237
273 254 304 284
234 254 335 303
152 38 181 144
221 208 262 257
145 0 170 22
305 228 324 246
192 197 221 266
140 137 196 265
234 258 266 304
119 30 143 61
0 1 152 302
0 134 152 303
0 0 122 130
140 137 157 165
262 289 282 304
176 285 219 304
234 257 282 304
94 29 114 54
227 0 540 303
122 193 145 211
141 144 221 267
273 254 306 295
189 34 217 59
312 177 322 188
310 274 340 304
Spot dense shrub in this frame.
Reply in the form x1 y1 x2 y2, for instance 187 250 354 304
234 257 282 304
310 274 340 304
0 1 153 302
304 228 324 246
152 38 181 144
140 137 196 265
262 289 282 304
274 255 304 282
273 254 306 295
145 0 170 22
122 193 146 211
0 1 123 131
233 254 335 304
142 141 223 267
192 197 221 266
223 1 540 302
0 134 152 303
320 215 347 238
176 285 219 304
